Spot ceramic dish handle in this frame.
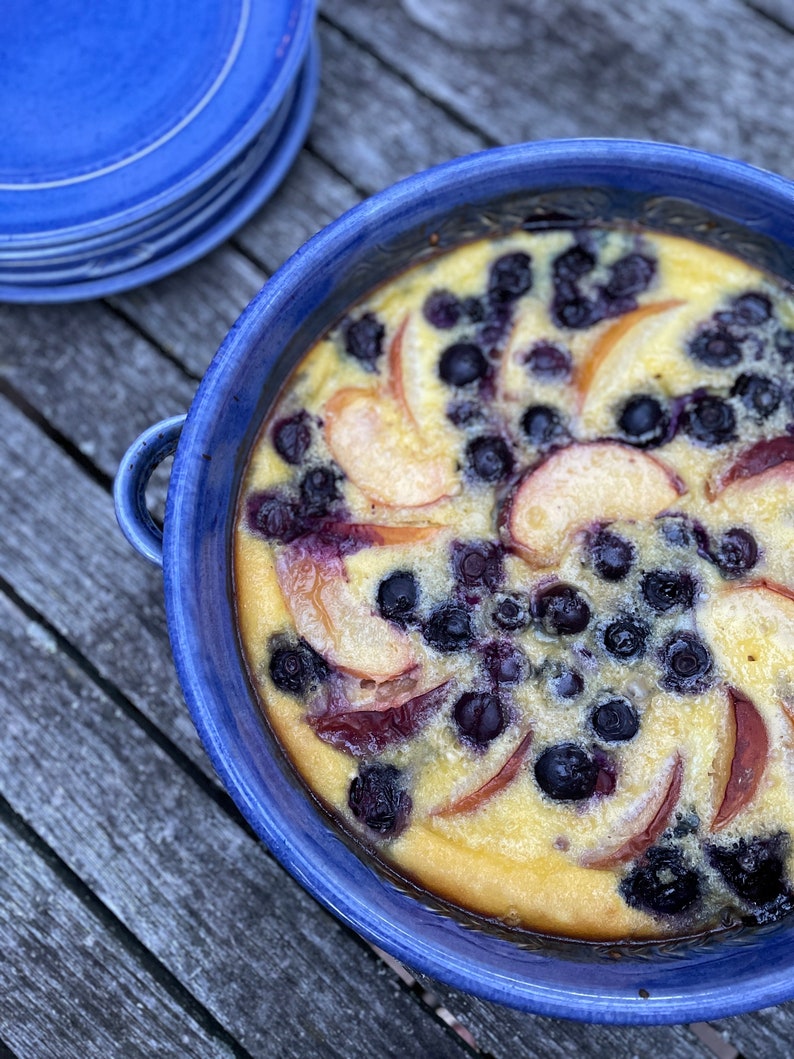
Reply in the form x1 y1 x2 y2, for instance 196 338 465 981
114 415 186 566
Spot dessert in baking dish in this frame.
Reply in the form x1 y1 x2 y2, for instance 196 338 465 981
234 225 794 941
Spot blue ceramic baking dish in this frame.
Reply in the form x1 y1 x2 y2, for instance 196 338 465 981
115 139 794 1024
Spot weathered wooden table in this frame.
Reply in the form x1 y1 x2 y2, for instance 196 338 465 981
3 2 794 1055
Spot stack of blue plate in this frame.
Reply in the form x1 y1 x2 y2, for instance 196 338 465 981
0 0 318 302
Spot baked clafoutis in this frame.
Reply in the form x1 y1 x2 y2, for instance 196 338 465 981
234 226 794 942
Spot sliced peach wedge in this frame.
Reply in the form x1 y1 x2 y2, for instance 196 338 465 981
431 729 534 818
275 540 416 682
578 752 683 869
574 298 685 415
502 441 684 567
707 436 794 500
710 686 769 833
324 315 458 508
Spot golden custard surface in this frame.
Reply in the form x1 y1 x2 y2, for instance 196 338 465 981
235 228 794 941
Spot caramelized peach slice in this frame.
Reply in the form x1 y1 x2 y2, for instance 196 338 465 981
707 436 794 499
579 753 683 869
503 441 683 567
324 382 457 509
431 729 534 817
711 687 769 832
275 541 416 681
575 299 684 411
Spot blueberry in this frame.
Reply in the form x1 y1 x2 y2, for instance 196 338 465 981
423 602 473 652
466 435 514 482
658 514 696 549
521 404 568 447
731 373 782 419
451 540 503 591
660 632 713 693
273 412 312 465
246 490 304 543
488 251 533 303
377 571 419 623
617 394 670 448
269 640 327 695
640 570 698 612
478 300 513 348
534 743 599 800
602 616 649 661
483 641 528 685
604 253 656 299
590 697 639 742
345 313 385 366
525 342 572 382
552 285 601 330
589 529 635 581
730 292 773 327
553 245 596 282
534 583 591 635
438 342 488 386
776 329 794 363
462 296 485 322
423 289 462 329
453 691 507 746
491 591 531 632
620 847 701 916
299 465 341 515
707 833 790 906
712 527 759 578
688 327 742 368
348 763 411 836
682 394 736 446
549 666 584 699
446 400 483 427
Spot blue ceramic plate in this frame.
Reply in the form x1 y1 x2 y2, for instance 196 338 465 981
0 36 319 303
0 0 316 245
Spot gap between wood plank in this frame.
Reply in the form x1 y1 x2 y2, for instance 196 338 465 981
0 791 255 1059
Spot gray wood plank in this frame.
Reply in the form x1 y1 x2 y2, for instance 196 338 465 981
322 0 794 181
308 18 485 194
0 589 471 1059
715 1004 794 1058
0 814 235 1059
750 1 794 33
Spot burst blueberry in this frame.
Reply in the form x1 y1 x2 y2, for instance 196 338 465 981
466 435 513 482
602 616 649 661
423 602 473 652
521 404 568 447
660 632 713 693
299 465 341 515
620 847 701 916
377 571 419 623
553 245 596 282
706 833 790 906
688 327 742 368
534 583 591 635
731 373 782 419
488 251 533 303
451 540 503 590
682 394 736 446
246 490 304 543
549 666 584 699
348 763 411 836
729 291 773 326
273 411 312 465
453 691 507 746
641 570 697 612
483 641 528 686
712 527 759 578
344 312 384 366
423 289 462 329
269 640 327 695
491 591 531 632
604 253 656 299
525 342 572 382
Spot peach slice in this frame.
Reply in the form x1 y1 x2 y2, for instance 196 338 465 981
575 299 684 410
711 687 769 832
707 436 794 499
578 753 683 869
502 441 684 567
275 541 416 681
431 729 534 817
322 521 443 546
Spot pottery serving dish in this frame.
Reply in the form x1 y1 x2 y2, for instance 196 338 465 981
115 139 794 1023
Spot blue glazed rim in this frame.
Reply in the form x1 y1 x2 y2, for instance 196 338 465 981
162 139 794 1024
0 35 320 304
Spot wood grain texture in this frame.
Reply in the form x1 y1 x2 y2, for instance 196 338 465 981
0 590 470 1059
323 0 794 178
0 815 235 1059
